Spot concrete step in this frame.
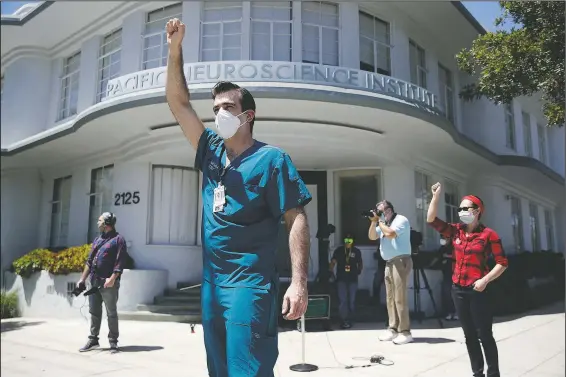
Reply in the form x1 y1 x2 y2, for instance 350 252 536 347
166 288 202 297
119 311 201 323
154 295 201 304
138 303 201 312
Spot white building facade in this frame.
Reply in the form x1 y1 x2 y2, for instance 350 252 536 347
1 1 564 293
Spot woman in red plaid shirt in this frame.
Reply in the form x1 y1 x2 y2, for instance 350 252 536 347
427 182 508 377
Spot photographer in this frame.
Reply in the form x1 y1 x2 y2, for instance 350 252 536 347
368 201 413 345
76 212 129 353
329 233 363 329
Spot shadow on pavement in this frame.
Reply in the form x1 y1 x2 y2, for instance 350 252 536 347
411 337 455 344
106 345 164 352
493 300 565 324
1 320 45 333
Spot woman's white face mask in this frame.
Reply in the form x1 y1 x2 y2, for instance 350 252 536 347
215 109 248 139
458 210 477 224
440 239 447 246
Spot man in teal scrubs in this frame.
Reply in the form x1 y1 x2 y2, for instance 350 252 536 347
165 19 312 377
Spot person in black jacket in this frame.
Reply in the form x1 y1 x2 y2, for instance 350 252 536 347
329 233 363 329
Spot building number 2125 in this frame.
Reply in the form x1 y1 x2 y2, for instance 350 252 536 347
114 191 140 206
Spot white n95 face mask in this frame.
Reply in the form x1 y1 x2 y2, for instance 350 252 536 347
215 109 247 139
459 211 475 224
440 239 447 246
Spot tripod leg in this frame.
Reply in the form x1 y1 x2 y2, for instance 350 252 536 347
419 269 444 329
414 268 423 323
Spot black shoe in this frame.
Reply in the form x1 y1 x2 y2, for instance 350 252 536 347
79 339 100 352
109 341 119 354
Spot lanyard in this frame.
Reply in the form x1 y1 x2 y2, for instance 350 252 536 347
344 247 351 264
219 147 232 185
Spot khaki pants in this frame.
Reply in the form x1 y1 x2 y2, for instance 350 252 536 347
384 255 412 334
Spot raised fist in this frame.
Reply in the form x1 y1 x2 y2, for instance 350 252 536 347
166 18 185 49
431 182 442 196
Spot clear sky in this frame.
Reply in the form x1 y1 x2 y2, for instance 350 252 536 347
1 1 512 32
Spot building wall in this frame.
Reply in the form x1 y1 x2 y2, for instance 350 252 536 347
1 1 563 176
0 170 42 281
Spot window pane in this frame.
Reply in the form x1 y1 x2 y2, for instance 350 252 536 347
202 36 220 50
202 49 220 62
223 48 241 60
376 44 390 74
251 21 270 34
203 23 221 36
252 34 271 60
273 22 291 35
223 34 241 49
321 27 338 58
223 21 241 35
150 166 198 245
359 13 373 38
273 35 292 61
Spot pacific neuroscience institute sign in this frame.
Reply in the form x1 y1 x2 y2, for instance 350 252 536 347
105 61 437 109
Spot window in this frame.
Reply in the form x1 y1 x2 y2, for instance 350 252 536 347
438 64 454 123
149 166 199 245
529 202 540 251
49 176 72 248
337 171 380 246
87 165 114 242
97 29 122 102
414 171 435 248
58 52 81 120
359 12 391 75
538 124 547 164
504 103 516 150
301 1 339 66
510 196 524 252
143 4 182 70
444 180 459 224
201 2 243 62
250 2 292 61
409 40 426 88
522 112 532 157
544 209 554 250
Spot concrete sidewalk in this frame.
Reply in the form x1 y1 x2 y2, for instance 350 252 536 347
1 302 564 377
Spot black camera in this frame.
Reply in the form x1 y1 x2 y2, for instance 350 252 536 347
71 281 86 297
361 208 383 218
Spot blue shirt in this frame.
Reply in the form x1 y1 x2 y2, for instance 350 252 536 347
195 129 312 290
376 214 411 261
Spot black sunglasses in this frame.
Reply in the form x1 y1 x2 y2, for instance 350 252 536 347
458 206 477 212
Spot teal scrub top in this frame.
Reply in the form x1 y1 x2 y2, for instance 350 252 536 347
195 129 312 290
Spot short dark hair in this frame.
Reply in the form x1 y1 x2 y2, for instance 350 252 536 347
211 81 256 133
378 200 395 213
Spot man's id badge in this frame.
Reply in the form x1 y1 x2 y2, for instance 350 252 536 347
213 184 226 213
345 265 351 272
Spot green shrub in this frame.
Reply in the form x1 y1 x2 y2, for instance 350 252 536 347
48 244 91 275
12 244 91 277
0 290 19 319
11 248 55 278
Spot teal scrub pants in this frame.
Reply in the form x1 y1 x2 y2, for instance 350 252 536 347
202 281 279 377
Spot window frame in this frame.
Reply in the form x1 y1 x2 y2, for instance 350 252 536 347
438 63 454 123
510 195 524 252
504 103 516 150
49 175 72 248
58 51 81 121
96 28 122 103
87 164 114 243
200 2 244 62
522 111 533 157
414 170 435 248
528 202 540 252
300 1 341 66
544 209 554 251
147 164 200 246
358 10 391 76
443 179 459 224
142 4 182 70
537 123 547 164
250 1 293 62
409 40 427 88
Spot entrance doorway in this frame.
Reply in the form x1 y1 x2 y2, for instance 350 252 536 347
276 171 327 282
